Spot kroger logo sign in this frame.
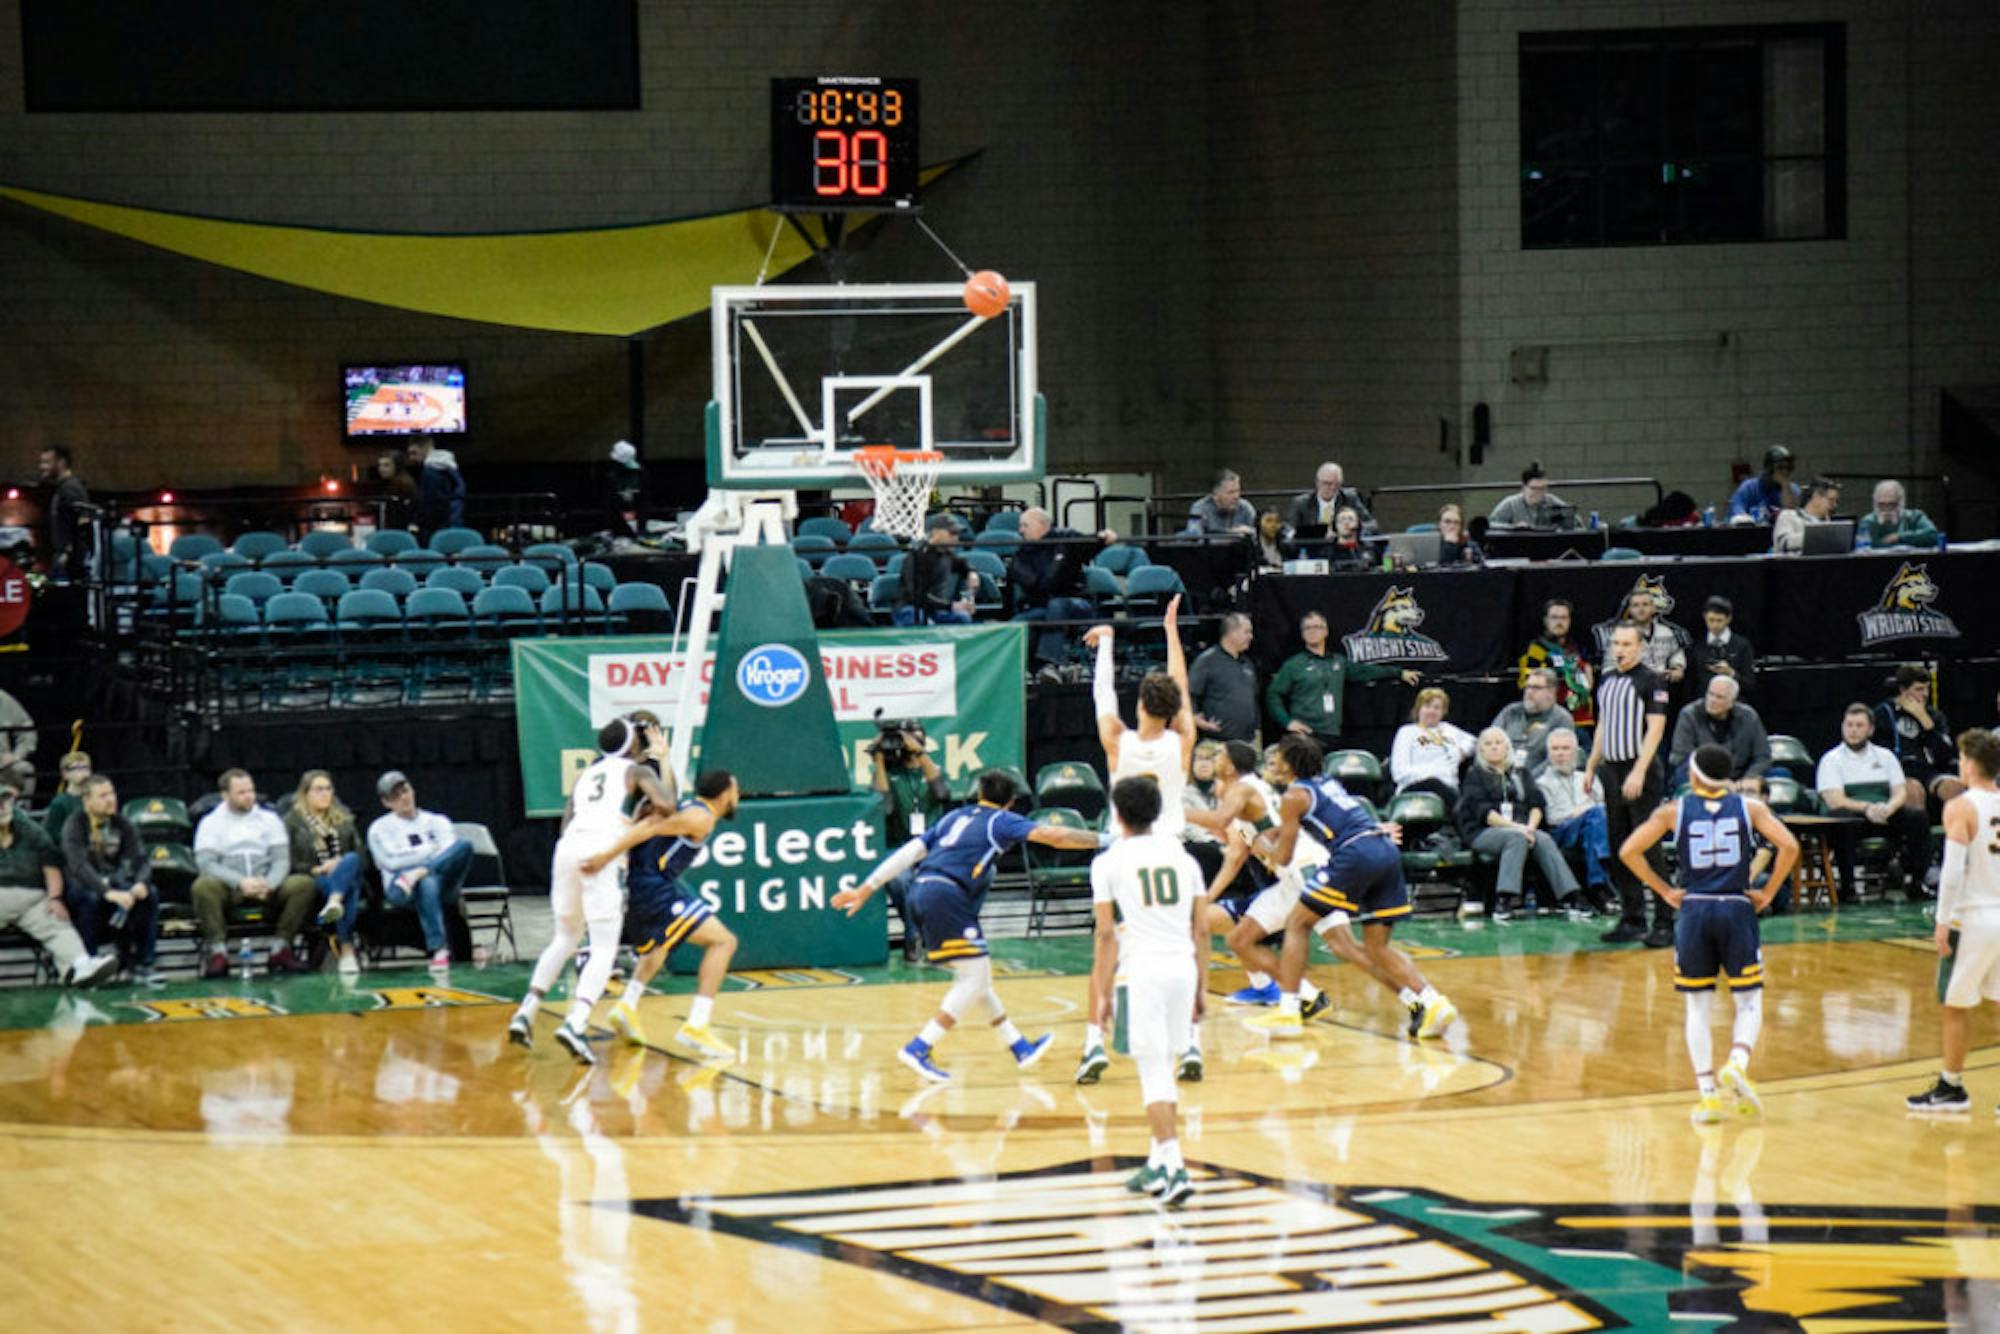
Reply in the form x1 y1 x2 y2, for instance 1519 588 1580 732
736 644 811 708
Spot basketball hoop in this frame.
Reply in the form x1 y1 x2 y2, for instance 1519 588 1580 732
853 446 944 541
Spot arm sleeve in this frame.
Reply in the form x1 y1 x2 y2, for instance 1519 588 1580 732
119 821 149 886
1743 716 1772 778
867 836 928 888
1092 633 1118 720
1938 837 1970 926
193 823 244 889
61 815 107 896
286 818 315 871
1346 656 1398 683
1389 726 1415 782
368 818 425 874
1903 510 1941 546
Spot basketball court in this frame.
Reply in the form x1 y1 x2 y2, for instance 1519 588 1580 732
3 905 1995 1330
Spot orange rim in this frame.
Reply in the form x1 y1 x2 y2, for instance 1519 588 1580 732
853 446 944 479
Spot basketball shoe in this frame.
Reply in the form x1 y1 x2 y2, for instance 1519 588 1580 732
507 1010 534 1050
1416 994 1458 1040
1011 1034 1053 1069
1158 1168 1195 1209
1718 1058 1762 1117
1690 1093 1726 1124
899 1037 950 1084
1246 1010 1302 1039
1126 1163 1167 1195
1906 1076 1971 1114
1074 1045 1109 1085
554 1021 596 1066
676 1021 733 1061
1177 1046 1203 1082
607 999 647 1048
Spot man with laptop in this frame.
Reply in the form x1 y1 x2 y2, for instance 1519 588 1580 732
1488 462 1580 530
1772 478 1845 555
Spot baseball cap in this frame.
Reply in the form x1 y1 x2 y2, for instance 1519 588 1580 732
609 440 640 470
376 770 411 798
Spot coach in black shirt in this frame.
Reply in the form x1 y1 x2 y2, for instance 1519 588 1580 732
1585 622 1672 946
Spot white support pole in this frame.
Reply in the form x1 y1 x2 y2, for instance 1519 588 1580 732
845 313 988 427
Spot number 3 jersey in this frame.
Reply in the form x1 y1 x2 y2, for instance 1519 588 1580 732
1090 832 1202 964
1674 788 1754 895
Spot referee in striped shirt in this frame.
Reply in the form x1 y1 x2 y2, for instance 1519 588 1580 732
1584 622 1673 946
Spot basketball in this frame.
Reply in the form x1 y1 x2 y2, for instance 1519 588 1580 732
962 270 1010 318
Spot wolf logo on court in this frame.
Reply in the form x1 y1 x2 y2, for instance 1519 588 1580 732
1342 587 1448 665
1858 562 1959 646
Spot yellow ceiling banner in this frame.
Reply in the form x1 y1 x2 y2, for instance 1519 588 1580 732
0 156 971 337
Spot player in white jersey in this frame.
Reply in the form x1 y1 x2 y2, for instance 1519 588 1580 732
1908 729 2000 1113
1077 596 1198 1084
510 717 677 1064
1091 776 1206 1208
1185 740 1335 1018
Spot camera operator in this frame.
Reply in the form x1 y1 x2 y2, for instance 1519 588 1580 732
869 718 951 963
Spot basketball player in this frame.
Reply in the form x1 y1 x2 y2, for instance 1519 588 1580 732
834 770 1102 1083
573 770 743 1061
1183 739 1333 1020
509 718 677 1065
1908 729 2000 1114
1092 776 1205 1208
1249 735 1458 1041
1078 595 1197 1084
1620 742 1798 1123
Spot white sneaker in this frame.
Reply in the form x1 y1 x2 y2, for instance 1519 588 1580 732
65 951 118 988
337 950 361 978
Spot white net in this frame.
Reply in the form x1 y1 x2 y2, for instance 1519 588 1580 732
854 450 943 541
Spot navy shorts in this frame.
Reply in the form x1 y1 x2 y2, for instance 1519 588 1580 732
909 874 987 963
1299 834 1409 923
1212 891 1261 925
628 877 716 956
1674 894 1763 991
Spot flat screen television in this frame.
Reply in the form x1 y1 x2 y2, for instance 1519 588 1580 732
343 363 467 439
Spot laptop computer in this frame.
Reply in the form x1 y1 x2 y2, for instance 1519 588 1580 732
1801 519 1855 556
1384 530 1443 568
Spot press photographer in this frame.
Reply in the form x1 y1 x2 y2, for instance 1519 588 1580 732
868 715 950 963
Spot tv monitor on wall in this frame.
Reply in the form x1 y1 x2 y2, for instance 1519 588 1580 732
344 364 467 439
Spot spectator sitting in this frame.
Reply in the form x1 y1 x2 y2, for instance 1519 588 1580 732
1536 728 1611 909
1595 584 1687 686
1253 509 1296 570
1488 461 1579 530
1518 599 1595 737
1817 703 1934 900
1281 461 1375 536
366 770 473 970
1323 507 1371 570
1491 668 1575 774
1186 741 1222 817
1727 445 1800 524
37 444 90 582
408 438 467 542
1667 676 1772 795
286 769 367 978
1189 613 1260 744
869 724 949 963
1391 686 1477 802
0 780 116 986
895 516 977 626
1435 503 1481 565
1874 664 1963 827
60 774 159 985
39 751 92 840
0 687 33 797
1008 507 1115 670
1772 477 1841 554
1860 479 1941 549
192 768 318 978
1458 727 1581 917
1265 610 1418 755
1185 469 1257 536
1691 595 1757 696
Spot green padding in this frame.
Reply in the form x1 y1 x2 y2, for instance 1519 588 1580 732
668 792 887 971
704 544 849 797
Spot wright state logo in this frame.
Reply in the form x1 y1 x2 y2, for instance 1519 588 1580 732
1858 562 1960 646
1342 587 1448 665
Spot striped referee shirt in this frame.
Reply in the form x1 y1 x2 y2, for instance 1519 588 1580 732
1595 663 1668 762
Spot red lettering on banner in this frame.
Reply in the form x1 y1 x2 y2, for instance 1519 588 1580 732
0 560 30 638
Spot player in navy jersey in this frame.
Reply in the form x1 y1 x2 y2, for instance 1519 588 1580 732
1248 735 1459 1041
576 770 742 1061
1621 743 1798 1124
835 769 1104 1082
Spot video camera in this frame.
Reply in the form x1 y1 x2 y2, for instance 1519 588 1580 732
865 710 927 762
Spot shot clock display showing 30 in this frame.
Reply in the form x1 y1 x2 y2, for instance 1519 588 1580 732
771 76 919 211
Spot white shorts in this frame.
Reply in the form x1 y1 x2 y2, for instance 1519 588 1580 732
1943 917 2000 1008
1242 867 1303 934
551 834 626 924
1122 954 1198 1064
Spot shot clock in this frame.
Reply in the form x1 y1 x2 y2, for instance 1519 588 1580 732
771 76 919 211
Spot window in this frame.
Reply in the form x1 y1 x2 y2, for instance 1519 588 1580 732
1520 24 1844 248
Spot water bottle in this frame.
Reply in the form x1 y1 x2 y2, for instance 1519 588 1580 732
1854 526 1871 552
1588 510 1601 531
237 941 256 980
1702 505 1716 527
1937 530 1949 551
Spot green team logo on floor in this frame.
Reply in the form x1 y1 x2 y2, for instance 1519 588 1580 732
630 1159 1997 1330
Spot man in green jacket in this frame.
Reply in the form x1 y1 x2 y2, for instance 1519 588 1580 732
1263 611 1418 753
1859 479 1942 549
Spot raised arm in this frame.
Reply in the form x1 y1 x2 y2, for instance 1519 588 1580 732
1163 595 1198 760
1027 822 1105 851
1085 623 1125 765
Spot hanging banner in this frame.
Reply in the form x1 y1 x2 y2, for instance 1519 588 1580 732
512 624 1026 817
